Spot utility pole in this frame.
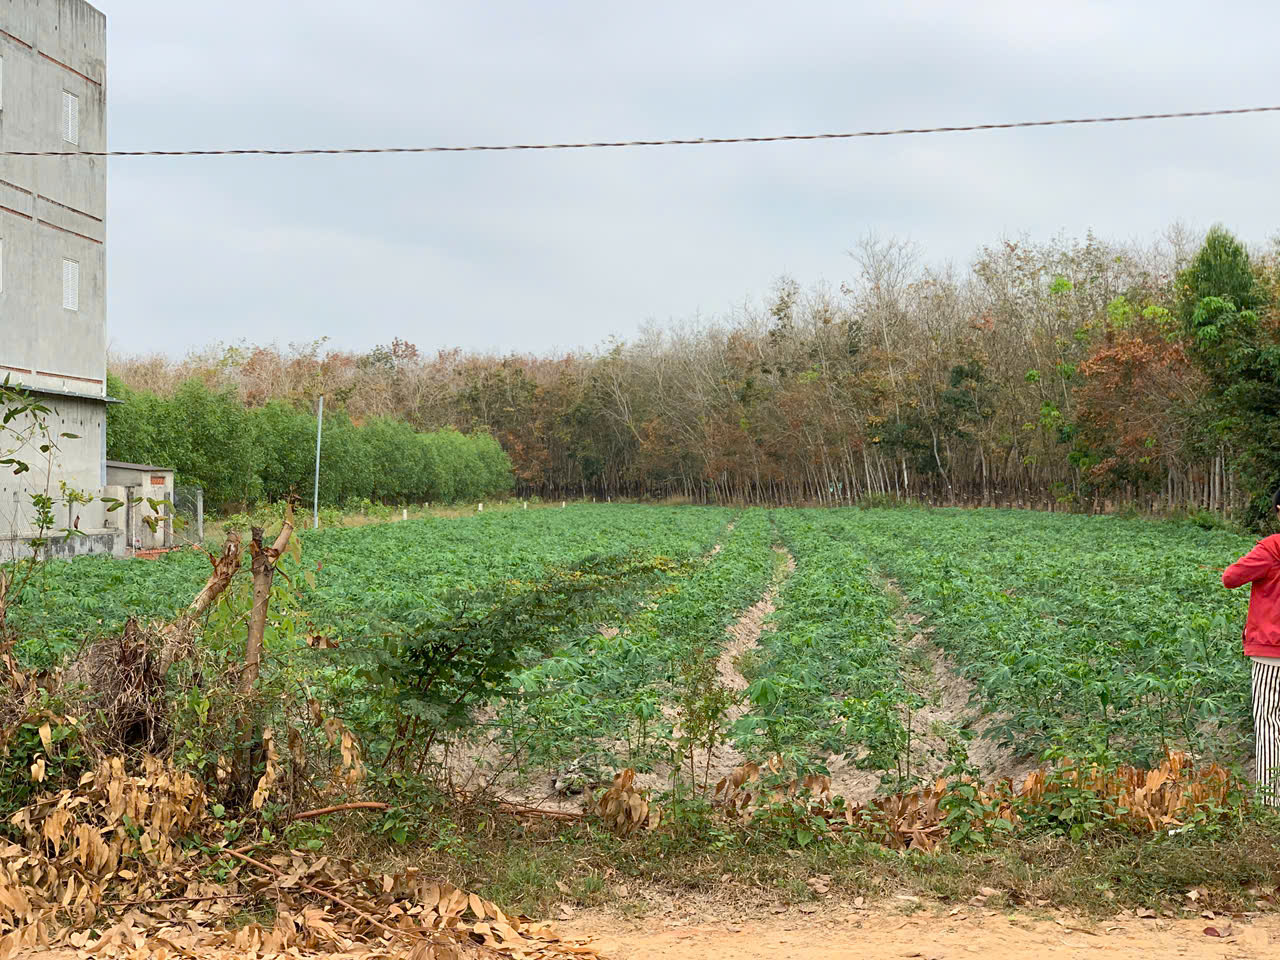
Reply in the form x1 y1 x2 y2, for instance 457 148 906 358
313 395 324 529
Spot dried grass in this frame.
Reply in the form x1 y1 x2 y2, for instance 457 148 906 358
59 619 171 755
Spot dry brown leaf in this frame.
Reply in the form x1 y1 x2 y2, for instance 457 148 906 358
0 753 601 960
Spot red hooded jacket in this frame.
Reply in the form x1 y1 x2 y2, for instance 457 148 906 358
1223 534 1280 658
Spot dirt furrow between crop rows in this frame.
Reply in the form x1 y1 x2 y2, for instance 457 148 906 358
881 574 1039 787
716 546 795 697
659 545 796 795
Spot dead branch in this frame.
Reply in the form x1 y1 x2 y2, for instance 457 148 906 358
493 801 585 822
241 517 294 697
156 531 244 679
291 801 390 821
100 892 253 908
190 533 245 618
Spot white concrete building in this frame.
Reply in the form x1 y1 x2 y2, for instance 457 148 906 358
0 0 112 556
105 460 174 552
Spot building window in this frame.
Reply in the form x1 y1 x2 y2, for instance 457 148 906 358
0 57 5 110
62 258 79 310
62 91 79 145
0 238 4 293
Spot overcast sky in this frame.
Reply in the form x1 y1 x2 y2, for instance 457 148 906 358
104 0 1280 358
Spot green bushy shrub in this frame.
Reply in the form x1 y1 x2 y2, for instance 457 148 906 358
106 375 515 514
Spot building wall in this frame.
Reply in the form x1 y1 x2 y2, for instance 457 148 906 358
0 1 111 554
0 392 109 538
0 0 107 400
104 466 174 551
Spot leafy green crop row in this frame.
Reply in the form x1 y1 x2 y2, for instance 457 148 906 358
839 508 1255 767
497 509 779 774
735 510 907 775
14 503 1261 793
10 506 733 666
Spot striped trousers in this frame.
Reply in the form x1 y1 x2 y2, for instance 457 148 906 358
1253 660 1280 806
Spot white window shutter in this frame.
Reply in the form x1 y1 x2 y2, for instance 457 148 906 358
62 91 79 145
62 258 79 310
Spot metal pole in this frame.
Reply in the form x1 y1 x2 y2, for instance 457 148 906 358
313 395 324 529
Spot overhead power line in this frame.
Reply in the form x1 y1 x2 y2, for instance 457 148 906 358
3 104 1278 158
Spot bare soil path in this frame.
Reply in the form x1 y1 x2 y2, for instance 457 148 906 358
21 906 1276 959
574 903 1276 959
716 546 795 698
23 909 1277 959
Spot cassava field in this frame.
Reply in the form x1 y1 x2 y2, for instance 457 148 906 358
14 503 1259 782
7 504 1280 960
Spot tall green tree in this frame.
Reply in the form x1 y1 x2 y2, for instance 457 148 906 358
105 379 514 513
1176 226 1280 522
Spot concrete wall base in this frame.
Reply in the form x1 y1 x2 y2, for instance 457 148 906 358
0 529 120 560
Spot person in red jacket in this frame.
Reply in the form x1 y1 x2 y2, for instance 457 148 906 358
1222 488 1280 806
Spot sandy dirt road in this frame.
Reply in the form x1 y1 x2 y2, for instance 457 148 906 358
573 904 1275 960
17 905 1275 959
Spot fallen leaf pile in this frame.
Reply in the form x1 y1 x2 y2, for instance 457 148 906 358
707 750 1237 852
0 756 600 960
848 781 995 853
1020 750 1233 832
595 769 661 835
712 756 832 822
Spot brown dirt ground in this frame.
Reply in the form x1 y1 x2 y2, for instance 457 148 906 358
23 909 1276 959
26 892 1275 960
569 900 1278 960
